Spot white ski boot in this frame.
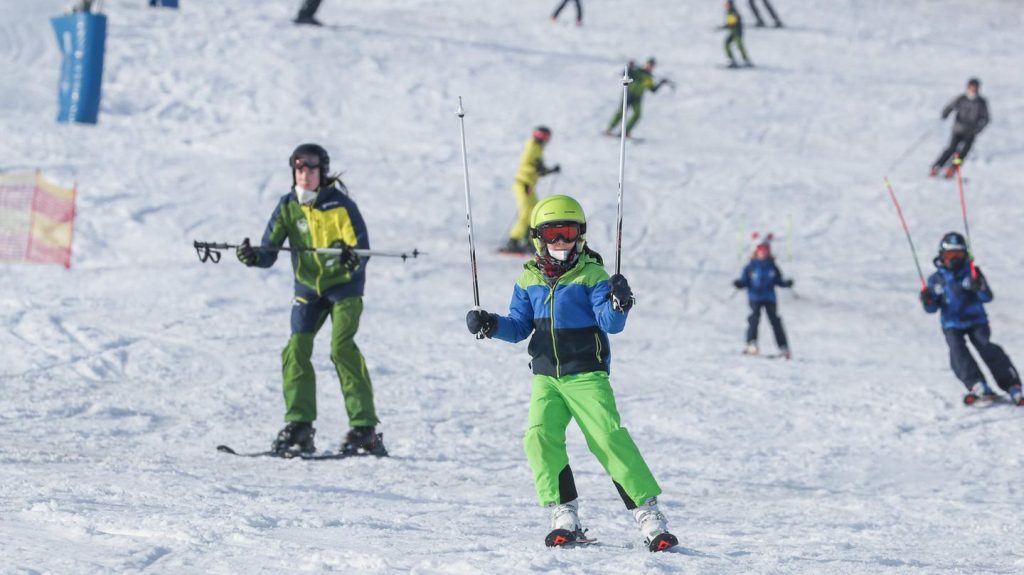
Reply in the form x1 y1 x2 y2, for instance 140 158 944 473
633 498 678 552
545 500 591 547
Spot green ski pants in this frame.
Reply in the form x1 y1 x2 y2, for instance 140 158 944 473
607 99 643 136
281 296 378 426
523 371 661 507
725 32 750 64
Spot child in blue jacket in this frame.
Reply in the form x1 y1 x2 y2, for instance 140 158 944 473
920 232 1022 405
733 237 794 358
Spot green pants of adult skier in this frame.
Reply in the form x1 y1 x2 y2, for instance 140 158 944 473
281 296 378 426
523 371 661 507
607 98 643 137
725 31 750 65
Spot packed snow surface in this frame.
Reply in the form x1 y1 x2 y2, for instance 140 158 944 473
2 0 1023 573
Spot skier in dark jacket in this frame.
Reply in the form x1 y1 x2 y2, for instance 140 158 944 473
236 143 388 456
748 0 783 27
733 236 793 358
930 78 989 178
604 58 673 138
920 232 1022 405
723 1 753 68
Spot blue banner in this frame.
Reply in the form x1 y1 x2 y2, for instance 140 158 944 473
51 13 107 124
149 0 179 7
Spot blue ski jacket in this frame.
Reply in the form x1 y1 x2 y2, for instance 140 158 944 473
492 251 627 378
735 259 788 303
923 260 991 330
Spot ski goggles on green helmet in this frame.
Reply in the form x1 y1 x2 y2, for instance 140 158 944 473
535 222 583 244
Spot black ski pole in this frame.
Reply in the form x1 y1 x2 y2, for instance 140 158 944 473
886 123 939 173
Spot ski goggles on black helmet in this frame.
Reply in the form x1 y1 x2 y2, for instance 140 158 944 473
291 154 321 170
535 221 583 244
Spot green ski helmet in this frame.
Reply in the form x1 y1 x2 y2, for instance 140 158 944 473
529 194 587 255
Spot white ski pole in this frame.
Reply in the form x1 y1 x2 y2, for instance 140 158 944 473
614 65 632 277
457 97 485 338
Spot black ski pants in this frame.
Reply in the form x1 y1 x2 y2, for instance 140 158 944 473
297 0 322 19
746 301 788 348
552 0 582 22
933 132 975 169
943 324 1021 391
749 0 782 26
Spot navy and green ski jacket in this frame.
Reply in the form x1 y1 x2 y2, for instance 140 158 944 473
492 252 627 377
923 260 991 330
250 183 369 301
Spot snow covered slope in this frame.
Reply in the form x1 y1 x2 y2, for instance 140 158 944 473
2 0 1023 572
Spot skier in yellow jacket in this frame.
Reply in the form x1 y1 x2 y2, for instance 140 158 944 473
502 127 561 254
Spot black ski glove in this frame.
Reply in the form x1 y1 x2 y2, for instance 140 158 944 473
331 241 360 273
965 267 987 292
608 274 635 312
236 237 258 266
466 309 498 338
733 279 744 289
781 279 794 288
547 164 562 175
920 288 935 306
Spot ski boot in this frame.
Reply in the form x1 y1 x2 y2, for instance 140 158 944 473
963 381 997 406
943 166 956 179
929 166 940 177
779 346 792 360
1008 385 1024 406
544 499 592 547
271 421 316 457
633 498 678 552
341 426 388 456
727 60 740 69
743 342 759 356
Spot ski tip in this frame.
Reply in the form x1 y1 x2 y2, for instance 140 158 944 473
215 445 238 454
545 529 576 547
648 532 679 552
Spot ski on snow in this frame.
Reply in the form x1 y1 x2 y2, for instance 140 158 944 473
215 444 385 460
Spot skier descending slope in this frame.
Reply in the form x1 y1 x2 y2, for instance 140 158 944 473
236 143 388 457
733 234 794 359
920 232 1023 406
466 195 679 552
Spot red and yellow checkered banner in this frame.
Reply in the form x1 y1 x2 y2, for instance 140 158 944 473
0 172 77 268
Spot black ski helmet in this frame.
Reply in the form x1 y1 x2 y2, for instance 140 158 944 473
939 231 967 254
289 143 330 186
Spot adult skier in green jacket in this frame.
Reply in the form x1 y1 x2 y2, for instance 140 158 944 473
466 195 679 552
605 58 673 138
236 143 386 458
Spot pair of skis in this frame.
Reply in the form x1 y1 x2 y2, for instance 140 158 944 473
545 527 679 552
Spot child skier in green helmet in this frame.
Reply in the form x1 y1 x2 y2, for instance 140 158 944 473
465 195 679 552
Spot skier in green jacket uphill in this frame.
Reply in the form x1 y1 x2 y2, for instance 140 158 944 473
604 58 673 139
236 143 386 458
466 195 679 552
723 1 753 68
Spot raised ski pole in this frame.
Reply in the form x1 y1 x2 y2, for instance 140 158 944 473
456 97 485 339
952 154 977 280
883 177 927 290
192 241 422 263
614 65 632 277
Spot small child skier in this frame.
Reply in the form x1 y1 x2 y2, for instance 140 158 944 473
733 235 794 358
920 232 1023 405
466 195 679 552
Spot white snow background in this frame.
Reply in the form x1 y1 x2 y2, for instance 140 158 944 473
2 0 1023 573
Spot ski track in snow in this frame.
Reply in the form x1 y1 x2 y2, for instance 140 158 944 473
2 0 1024 573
